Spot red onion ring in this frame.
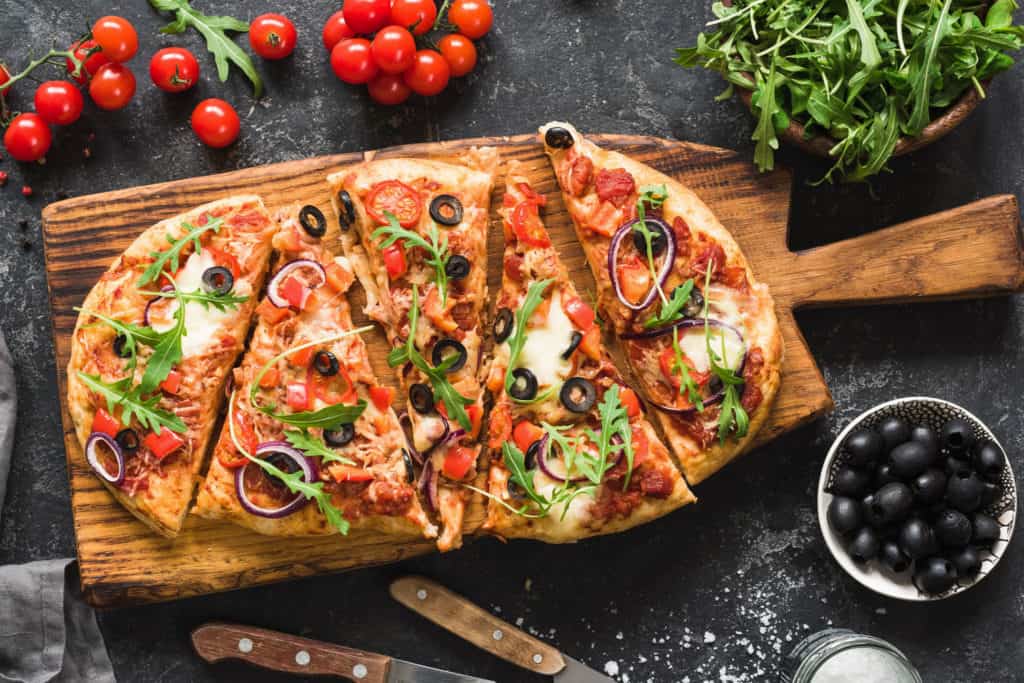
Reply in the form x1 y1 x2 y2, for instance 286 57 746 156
142 285 175 328
608 217 676 311
535 432 625 484
234 441 317 518
419 460 439 512
86 431 125 486
396 410 424 465
419 414 451 457
267 259 326 309
440 428 467 448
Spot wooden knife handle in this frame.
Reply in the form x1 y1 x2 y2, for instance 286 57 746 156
191 622 391 682
390 576 565 676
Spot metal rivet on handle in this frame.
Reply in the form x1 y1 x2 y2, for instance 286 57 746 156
533 654 543 664
416 589 428 600
492 629 503 641
353 664 368 679
295 650 311 666
237 638 253 653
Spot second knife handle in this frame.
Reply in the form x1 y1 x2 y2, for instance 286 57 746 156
390 576 565 675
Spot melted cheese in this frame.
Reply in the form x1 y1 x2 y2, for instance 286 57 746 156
509 289 574 388
676 324 745 373
532 471 593 528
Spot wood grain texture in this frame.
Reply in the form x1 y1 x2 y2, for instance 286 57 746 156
41 133 1024 607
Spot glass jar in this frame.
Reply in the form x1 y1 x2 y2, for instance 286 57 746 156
781 628 922 683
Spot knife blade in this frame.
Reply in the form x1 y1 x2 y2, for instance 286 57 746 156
192 622 495 683
390 576 613 683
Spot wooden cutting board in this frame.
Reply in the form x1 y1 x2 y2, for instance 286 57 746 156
41 133 1024 607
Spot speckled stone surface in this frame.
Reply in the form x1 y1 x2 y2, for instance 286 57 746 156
1 2 1023 681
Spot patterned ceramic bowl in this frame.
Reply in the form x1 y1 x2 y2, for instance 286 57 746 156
818 397 1016 601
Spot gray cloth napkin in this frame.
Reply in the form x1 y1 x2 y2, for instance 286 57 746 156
0 333 116 683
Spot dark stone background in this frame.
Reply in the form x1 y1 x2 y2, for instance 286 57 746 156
2 1 1023 681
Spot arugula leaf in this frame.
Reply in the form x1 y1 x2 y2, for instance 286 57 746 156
701 263 749 443
582 384 635 489
908 0 954 133
502 279 553 394
845 0 882 68
632 184 670 305
644 279 695 329
284 429 356 466
272 401 367 430
497 440 596 521
670 327 705 410
76 372 187 435
149 0 263 97
76 307 162 372
139 288 249 312
372 212 451 305
751 54 781 173
137 215 223 287
137 289 185 397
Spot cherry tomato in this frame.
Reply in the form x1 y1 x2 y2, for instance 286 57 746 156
367 72 412 105
391 0 438 35
34 81 84 126
371 26 416 74
330 38 378 84
438 33 477 77
66 39 111 84
342 0 392 34
149 47 200 93
322 10 356 51
402 49 450 96
249 14 298 60
0 64 10 92
365 180 422 226
511 201 551 247
88 62 136 111
91 16 139 63
191 98 241 148
3 113 52 162
448 0 493 40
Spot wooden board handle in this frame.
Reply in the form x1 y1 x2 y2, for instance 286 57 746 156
390 576 565 676
191 622 391 682
788 195 1023 307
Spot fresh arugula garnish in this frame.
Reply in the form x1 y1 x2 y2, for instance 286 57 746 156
670 327 704 411
149 0 263 97
632 185 670 304
76 372 187 435
373 211 452 305
644 279 694 329
582 384 635 490
387 286 473 431
284 429 357 466
484 441 595 521
137 215 223 287
76 307 162 372
138 288 249 312
701 263 749 443
502 278 553 394
137 282 186 397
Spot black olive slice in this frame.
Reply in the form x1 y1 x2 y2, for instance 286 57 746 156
445 254 471 280
560 377 596 413
402 448 415 483
431 338 467 373
115 429 140 454
632 224 667 258
683 288 705 318
313 350 339 376
429 194 463 226
509 368 538 401
202 265 234 296
324 423 355 447
299 204 327 238
113 334 132 359
337 190 356 231
493 308 514 343
409 383 435 414
561 331 583 360
545 126 574 149
524 439 543 470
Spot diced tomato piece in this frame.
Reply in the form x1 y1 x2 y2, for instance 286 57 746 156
516 182 547 206
310 364 357 406
488 402 512 450
143 430 185 460
562 295 595 331
382 244 407 279
567 154 593 196
511 201 552 247
366 180 422 227
258 367 279 389
578 326 602 361
280 275 311 310
369 385 394 412
329 464 375 483
587 200 622 237
466 404 483 440
617 259 651 305
159 370 182 395
289 346 314 367
442 445 476 480
204 246 241 279
512 420 544 453
325 261 353 292
659 346 710 393
423 286 458 333
256 298 292 324
595 168 636 207
620 387 642 418
92 407 121 437
286 383 310 411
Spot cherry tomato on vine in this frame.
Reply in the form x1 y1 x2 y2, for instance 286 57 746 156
149 47 200 93
66 39 110 84
371 26 416 74
390 0 438 36
403 49 450 97
367 73 412 105
322 10 356 51
438 34 477 77
34 81 84 126
191 98 241 148
88 62 136 111
330 38 378 84
91 16 139 63
0 64 10 91
448 0 493 40
249 14 298 60
3 113 52 162
342 0 392 34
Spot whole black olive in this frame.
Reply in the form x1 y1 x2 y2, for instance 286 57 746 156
880 541 911 573
877 416 911 450
950 546 981 578
946 471 985 513
860 493 887 528
914 556 958 594
945 454 972 477
910 424 940 459
113 334 132 359
402 448 415 483
682 288 705 318
971 439 1005 481
202 265 235 295
848 527 880 563
544 126 574 149
431 338 467 373
980 480 1001 508
409 383 435 414
827 496 862 536
872 482 914 524
336 190 356 231
493 308 514 343
889 441 935 479
115 429 140 454
429 195 464 226
313 350 339 377
831 466 872 497
911 468 947 504
324 423 355 447
509 368 538 401
299 204 327 238
524 439 544 470
941 418 976 454
972 513 1000 547
844 428 884 466
899 518 938 559
874 463 901 488
631 222 667 259
933 509 972 548
561 331 583 360
444 255 471 280
560 377 596 413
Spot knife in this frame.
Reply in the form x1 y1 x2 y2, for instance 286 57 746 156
192 622 495 683
389 577 614 683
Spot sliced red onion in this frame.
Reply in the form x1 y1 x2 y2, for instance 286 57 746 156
535 433 625 484
143 285 175 328
86 432 125 486
418 414 451 456
267 259 326 308
622 315 739 340
440 428 467 448
235 441 316 518
608 217 676 311
396 410 423 465
419 459 439 512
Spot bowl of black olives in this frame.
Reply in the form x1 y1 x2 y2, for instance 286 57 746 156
818 397 1016 600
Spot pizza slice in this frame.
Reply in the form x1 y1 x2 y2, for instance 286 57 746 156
540 122 784 485
326 148 499 551
67 196 277 537
193 206 436 539
482 164 695 542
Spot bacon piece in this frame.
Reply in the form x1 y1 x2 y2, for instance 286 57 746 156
693 243 726 279
595 168 636 208
639 466 674 498
567 155 593 197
